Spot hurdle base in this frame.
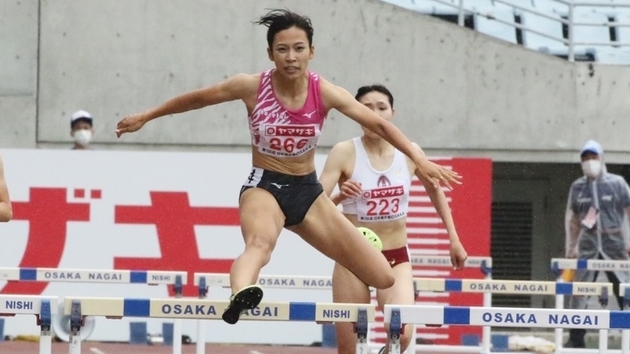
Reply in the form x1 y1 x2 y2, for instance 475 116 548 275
559 350 624 354
415 344 484 352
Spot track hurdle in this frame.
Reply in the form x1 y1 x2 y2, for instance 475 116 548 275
0 267 187 353
407 255 492 354
194 273 332 354
195 256 492 354
61 296 375 354
0 294 57 354
415 277 613 353
383 304 630 354
552 258 630 354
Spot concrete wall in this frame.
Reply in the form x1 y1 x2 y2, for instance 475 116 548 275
2 0 630 162
0 0 38 147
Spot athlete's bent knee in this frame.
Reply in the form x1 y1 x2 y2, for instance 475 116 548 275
244 235 275 263
374 272 395 289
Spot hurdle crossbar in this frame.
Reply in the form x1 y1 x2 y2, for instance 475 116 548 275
0 267 187 285
551 258 630 272
384 305 630 354
63 297 374 354
415 278 613 296
409 255 492 271
0 295 57 354
383 304 630 329
194 273 332 289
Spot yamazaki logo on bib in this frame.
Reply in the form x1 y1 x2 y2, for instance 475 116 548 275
362 186 405 199
265 125 316 137
259 124 320 157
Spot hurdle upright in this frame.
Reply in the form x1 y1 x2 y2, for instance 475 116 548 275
62 296 375 354
0 267 187 354
552 258 630 354
0 294 57 354
383 304 630 354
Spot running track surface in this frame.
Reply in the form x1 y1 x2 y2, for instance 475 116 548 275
0 342 523 354
0 342 339 354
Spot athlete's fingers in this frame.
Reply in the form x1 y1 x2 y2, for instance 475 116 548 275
440 177 454 191
444 170 463 184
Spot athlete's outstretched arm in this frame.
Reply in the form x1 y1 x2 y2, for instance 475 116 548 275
0 155 12 222
321 80 461 190
116 74 257 137
411 144 467 269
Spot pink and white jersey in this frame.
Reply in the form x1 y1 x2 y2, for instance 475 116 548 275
249 69 327 158
342 137 411 222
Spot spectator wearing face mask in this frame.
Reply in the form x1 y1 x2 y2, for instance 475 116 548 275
563 139 630 348
70 110 94 150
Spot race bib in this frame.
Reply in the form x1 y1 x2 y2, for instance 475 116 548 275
356 185 407 222
258 124 320 157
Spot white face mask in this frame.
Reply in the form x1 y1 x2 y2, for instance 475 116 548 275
73 129 92 146
581 159 602 178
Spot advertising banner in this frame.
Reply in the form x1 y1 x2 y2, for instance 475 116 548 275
0 149 491 345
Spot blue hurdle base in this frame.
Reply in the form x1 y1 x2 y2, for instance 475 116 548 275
322 323 337 348
491 334 509 352
129 322 147 345
162 322 174 346
461 334 479 346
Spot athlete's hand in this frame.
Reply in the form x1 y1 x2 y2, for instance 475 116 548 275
115 112 149 138
338 180 362 202
450 240 468 270
416 160 461 191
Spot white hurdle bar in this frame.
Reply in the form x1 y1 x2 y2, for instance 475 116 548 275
409 255 493 272
383 305 630 354
552 258 630 354
62 296 375 354
416 278 613 353
409 256 493 354
194 273 331 354
0 267 187 285
0 295 57 354
0 267 187 354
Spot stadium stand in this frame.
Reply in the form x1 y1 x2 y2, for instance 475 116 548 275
380 0 630 64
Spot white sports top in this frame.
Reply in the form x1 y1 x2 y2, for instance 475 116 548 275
341 137 411 222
